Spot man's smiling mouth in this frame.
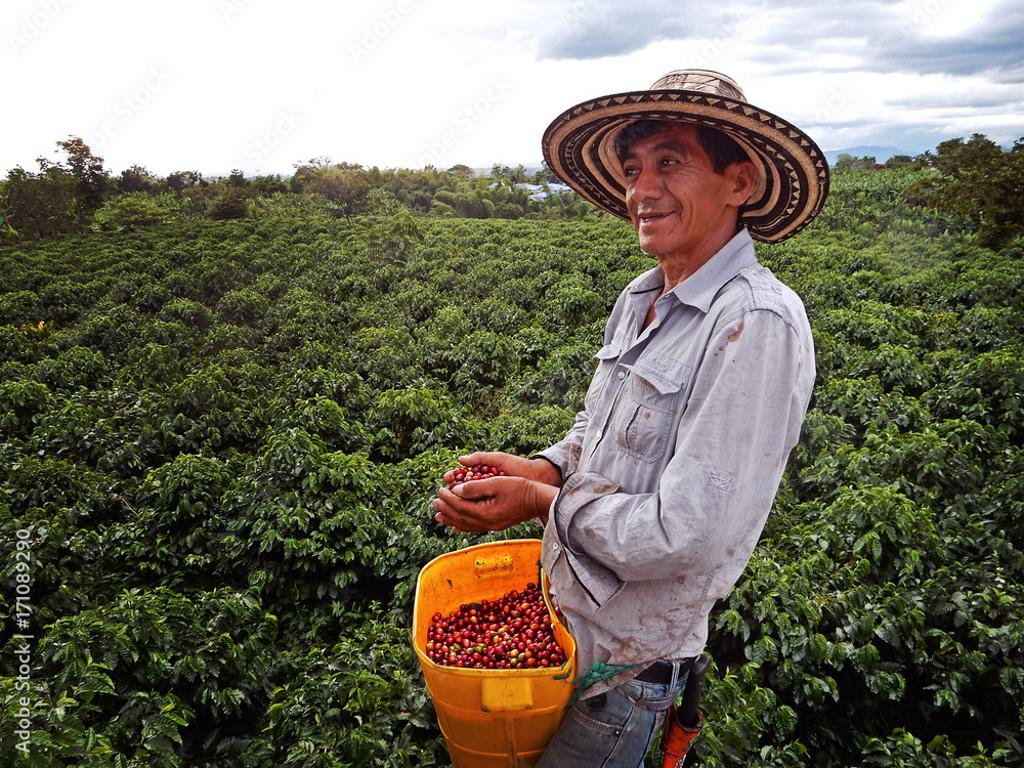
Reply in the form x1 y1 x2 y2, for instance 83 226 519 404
638 211 672 223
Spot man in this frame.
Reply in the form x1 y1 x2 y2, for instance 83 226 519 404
432 69 828 766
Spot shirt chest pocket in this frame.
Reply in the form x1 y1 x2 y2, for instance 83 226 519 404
613 352 692 464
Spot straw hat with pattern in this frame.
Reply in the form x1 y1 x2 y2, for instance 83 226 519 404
542 69 830 243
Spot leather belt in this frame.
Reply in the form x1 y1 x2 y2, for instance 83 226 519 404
635 656 695 684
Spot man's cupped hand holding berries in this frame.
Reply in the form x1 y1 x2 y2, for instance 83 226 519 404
432 451 562 533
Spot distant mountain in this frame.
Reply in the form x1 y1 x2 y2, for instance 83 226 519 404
824 146 911 166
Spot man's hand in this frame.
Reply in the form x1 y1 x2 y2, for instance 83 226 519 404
443 451 563 488
432 475 559 532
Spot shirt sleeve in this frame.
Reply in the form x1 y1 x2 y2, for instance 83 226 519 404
533 413 587 480
550 307 815 590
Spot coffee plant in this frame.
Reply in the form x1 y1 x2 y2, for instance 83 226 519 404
1 167 1023 766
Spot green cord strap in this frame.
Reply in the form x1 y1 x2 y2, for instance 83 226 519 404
566 662 642 706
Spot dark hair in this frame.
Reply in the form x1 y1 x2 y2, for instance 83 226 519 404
614 120 750 174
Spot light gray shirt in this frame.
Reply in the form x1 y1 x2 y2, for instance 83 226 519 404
537 228 815 696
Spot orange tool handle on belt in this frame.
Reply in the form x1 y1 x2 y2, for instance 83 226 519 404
660 706 703 768
660 652 710 767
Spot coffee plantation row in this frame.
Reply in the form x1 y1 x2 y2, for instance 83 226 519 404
1 168 1023 766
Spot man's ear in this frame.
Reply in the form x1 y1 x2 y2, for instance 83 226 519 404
727 160 758 206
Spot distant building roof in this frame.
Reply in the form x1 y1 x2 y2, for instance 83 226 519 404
515 182 572 200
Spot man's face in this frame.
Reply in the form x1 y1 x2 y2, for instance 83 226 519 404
621 124 752 263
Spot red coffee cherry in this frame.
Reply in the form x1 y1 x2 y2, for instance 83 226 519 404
447 464 508 490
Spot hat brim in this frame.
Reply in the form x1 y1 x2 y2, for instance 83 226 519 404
542 89 830 243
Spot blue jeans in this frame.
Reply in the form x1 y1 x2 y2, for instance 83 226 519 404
536 663 688 768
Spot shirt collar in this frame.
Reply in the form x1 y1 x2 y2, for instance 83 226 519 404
628 228 757 314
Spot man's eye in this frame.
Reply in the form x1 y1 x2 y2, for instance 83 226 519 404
623 166 639 178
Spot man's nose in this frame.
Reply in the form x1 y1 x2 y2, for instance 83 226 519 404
629 164 663 201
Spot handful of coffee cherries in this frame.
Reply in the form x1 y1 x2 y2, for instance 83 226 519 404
445 464 507 489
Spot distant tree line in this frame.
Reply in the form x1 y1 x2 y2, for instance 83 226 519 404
0 139 596 244
1 133 1021 247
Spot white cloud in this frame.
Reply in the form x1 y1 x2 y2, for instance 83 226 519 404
1 0 1022 176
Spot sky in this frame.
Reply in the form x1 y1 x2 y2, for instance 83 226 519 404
3 0 1023 177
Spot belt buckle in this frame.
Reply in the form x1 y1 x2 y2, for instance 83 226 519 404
636 659 674 684
636 657 693 684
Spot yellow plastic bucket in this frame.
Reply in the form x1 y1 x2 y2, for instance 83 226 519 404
412 539 576 768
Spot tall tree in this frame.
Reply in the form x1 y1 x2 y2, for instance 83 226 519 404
303 164 371 217
914 133 1024 247
166 170 206 195
448 164 475 179
533 161 559 184
37 137 110 225
117 164 157 194
2 165 77 239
